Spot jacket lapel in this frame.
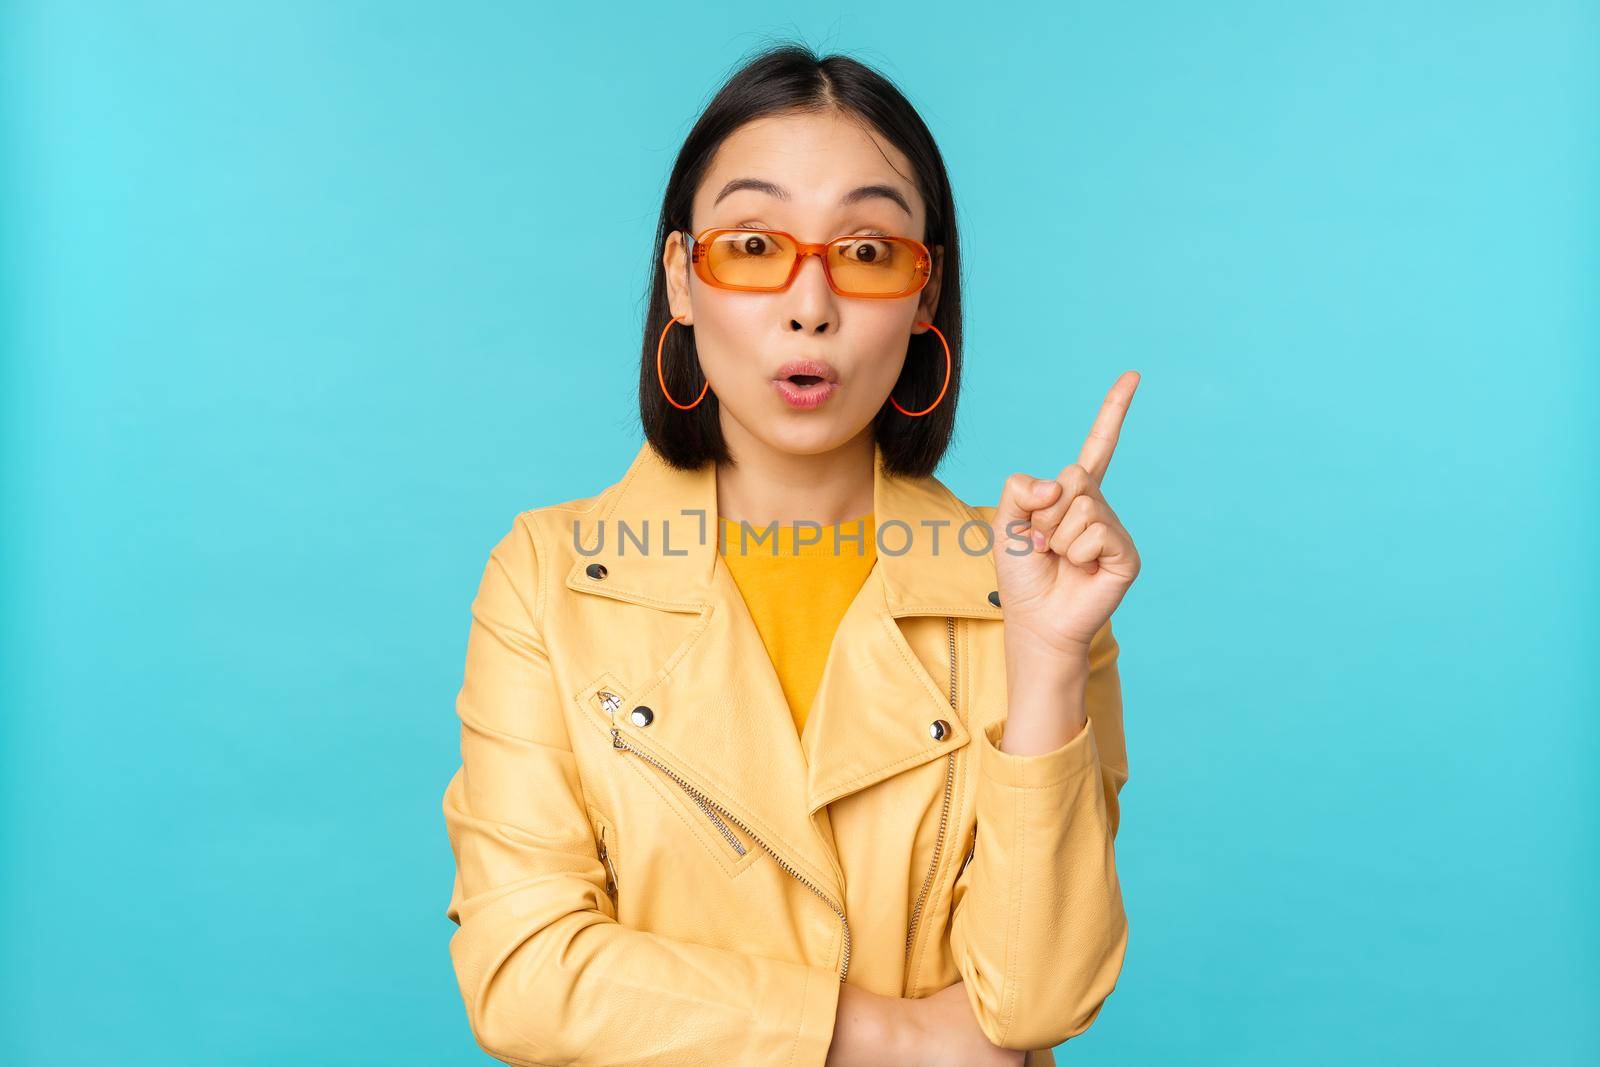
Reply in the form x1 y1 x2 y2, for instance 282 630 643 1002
800 447 1004 815
561 439 1003 898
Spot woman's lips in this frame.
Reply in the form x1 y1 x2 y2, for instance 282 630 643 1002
772 358 840 409
772 376 838 409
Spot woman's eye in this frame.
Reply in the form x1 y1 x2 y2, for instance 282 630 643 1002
719 232 780 257
839 238 896 266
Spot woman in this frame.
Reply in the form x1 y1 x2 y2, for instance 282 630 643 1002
441 44 1140 1067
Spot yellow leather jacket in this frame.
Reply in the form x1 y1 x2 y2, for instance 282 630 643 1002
442 439 1130 1065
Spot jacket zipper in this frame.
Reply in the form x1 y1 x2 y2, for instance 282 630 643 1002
597 823 620 902
601 695 852 983
600 691 747 857
905 615 959 957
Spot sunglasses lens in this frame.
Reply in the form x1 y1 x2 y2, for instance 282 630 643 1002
697 230 928 295
828 237 926 296
701 230 800 289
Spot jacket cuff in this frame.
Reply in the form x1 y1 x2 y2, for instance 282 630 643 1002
775 962 841 1067
978 713 1101 790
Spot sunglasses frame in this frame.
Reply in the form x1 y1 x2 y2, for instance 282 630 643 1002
685 226 933 300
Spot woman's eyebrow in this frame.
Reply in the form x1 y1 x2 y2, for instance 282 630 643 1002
711 177 912 219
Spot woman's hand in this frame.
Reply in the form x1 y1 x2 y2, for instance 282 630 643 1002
902 980 1027 1066
827 981 1023 1066
990 371 1142 669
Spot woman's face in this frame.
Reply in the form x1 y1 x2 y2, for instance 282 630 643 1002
663 109 944 457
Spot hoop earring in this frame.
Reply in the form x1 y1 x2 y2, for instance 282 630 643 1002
890 321 952 417
657 314 710 410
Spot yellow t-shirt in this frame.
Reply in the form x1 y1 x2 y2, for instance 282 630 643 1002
718 511 877 741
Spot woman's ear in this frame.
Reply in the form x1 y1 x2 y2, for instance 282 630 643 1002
663 230 694 325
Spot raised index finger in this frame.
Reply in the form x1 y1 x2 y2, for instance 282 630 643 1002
1076 370 1141 484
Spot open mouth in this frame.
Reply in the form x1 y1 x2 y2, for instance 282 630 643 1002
772 372 838 409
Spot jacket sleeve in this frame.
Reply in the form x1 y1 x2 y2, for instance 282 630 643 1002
441 514 842 1066
946 617 1130 1051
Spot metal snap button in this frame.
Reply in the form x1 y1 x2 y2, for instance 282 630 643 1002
586 563 608 580
629 705 654 727
929 718 951 741
987 590 1001 607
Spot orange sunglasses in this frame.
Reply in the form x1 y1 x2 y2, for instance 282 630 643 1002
684 227 932 299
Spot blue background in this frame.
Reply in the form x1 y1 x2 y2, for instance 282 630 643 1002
3 3 1595 1064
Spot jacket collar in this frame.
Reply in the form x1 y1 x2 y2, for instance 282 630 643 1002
562 438 1004 621
562 438 1002 900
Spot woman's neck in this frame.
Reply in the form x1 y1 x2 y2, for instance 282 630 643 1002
714 423 875 528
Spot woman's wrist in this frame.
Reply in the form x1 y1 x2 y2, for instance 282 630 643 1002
1001 650 1090 756
826 983 922 1065
877 991 925 1063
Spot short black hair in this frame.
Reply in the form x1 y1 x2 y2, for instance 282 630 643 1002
638 42 963 479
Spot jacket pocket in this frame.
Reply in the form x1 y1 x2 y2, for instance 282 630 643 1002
615 733 763 879
576 673 761 880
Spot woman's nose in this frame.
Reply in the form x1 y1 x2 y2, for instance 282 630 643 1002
790 249 836 295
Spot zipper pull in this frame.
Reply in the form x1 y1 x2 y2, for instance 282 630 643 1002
599 690 627 750
598 825 618 899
